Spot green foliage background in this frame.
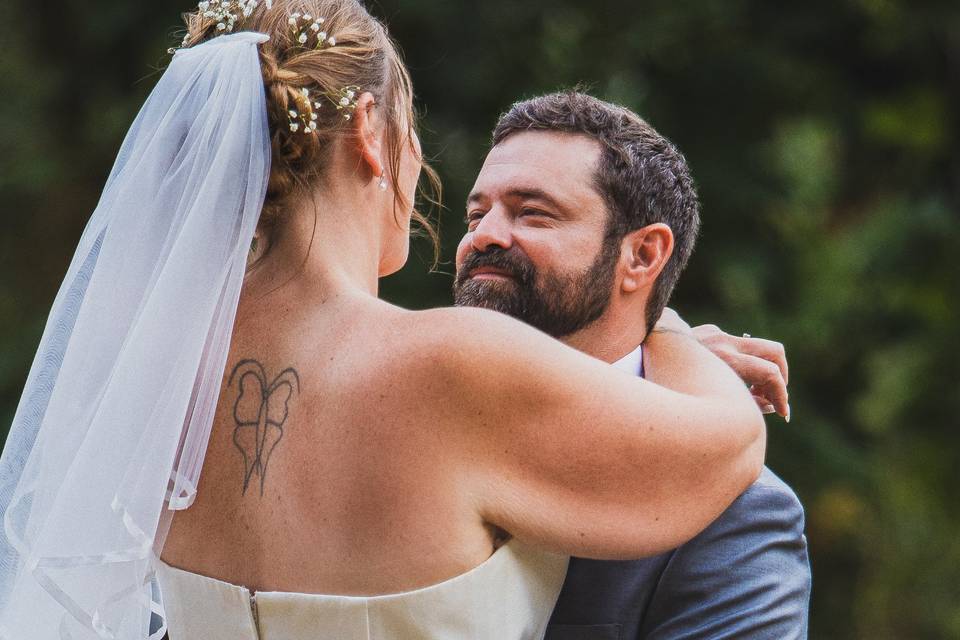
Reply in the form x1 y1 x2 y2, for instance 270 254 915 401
1 1 958 637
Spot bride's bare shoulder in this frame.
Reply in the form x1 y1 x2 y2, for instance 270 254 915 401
396 306 552 357
381 305 576 393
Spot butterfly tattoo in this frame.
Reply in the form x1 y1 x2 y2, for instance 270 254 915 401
227 359 301 496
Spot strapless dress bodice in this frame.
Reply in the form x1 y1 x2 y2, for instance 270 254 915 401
154 539 569 640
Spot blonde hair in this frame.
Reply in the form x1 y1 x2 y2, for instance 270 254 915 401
176 0 441 265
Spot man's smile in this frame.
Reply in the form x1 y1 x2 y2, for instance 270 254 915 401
468 266 515 281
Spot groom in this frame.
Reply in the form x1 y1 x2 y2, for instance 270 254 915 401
453 91 811 638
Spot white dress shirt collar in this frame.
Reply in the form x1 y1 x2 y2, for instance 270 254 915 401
611 343 644 377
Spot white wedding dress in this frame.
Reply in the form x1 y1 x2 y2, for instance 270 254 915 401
154 539 569 640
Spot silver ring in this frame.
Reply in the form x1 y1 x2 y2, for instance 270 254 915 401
742 333 751 338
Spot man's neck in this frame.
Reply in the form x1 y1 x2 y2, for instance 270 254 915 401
561 300 648 364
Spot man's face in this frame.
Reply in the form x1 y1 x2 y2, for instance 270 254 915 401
453 131 620 338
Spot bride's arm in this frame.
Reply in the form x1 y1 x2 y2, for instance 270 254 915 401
418 306 765 560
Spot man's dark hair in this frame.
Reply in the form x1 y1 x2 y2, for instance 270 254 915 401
491 91 701 332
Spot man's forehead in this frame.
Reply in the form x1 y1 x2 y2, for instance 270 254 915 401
474 131 602 195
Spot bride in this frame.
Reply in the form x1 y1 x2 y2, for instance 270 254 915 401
0 1 766 638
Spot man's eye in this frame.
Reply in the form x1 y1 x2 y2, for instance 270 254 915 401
466 211 485 227
520 208 549 218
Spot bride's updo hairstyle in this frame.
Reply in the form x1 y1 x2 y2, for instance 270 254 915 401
175 0 440 263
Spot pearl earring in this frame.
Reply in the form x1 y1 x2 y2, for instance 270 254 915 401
378 173 388 191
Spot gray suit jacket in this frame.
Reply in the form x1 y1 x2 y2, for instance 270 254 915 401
545 467 811 639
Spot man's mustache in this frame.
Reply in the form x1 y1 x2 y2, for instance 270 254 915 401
455 247 535 287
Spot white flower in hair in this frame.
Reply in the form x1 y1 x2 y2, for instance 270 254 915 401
168 0 266 54
329 85 361 122
289 11 335 49
286 86 324 136
169 0 261 52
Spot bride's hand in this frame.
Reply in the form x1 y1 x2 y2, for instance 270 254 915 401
691 323 790 421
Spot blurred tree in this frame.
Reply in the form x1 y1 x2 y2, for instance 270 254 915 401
1 0 957 636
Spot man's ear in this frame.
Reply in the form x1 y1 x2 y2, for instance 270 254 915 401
620 223 674 294
351 92 384 181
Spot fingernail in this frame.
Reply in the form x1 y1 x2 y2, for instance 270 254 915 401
785 404 791 423
762 404 775 414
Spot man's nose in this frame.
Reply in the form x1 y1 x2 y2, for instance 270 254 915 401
471 209 513 252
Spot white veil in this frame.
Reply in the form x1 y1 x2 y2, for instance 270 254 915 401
0 31 272 639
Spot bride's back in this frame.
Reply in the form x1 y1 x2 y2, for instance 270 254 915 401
161 287 497 595
153 0 500 596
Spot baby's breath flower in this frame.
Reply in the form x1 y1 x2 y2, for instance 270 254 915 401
167 0 261 54
328 85 361 122
289 12 334 49
286 86 324 136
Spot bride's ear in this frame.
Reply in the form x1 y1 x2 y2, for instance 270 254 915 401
351 92 384 181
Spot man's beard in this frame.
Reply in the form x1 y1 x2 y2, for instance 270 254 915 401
453 240 620 339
